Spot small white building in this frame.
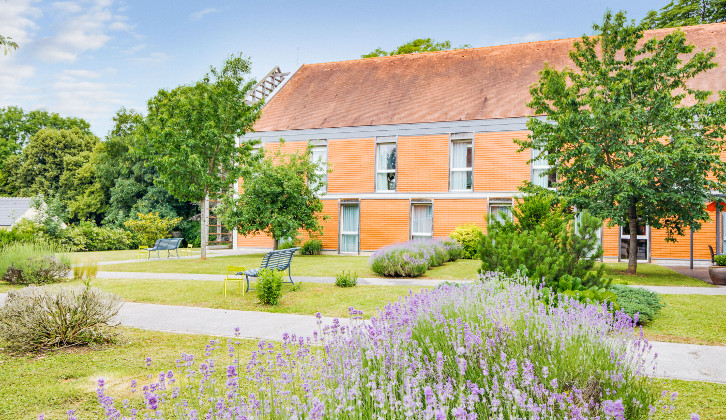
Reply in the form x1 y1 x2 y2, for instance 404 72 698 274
0 197 34 229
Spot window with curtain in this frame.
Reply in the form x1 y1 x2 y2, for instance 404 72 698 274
450 139 473 191
531 148 556 189
411 203 433 239
489 204 512 223
310 144 328 193
340 204 359 253
376 142 396 191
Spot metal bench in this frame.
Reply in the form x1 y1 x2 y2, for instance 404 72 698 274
237 247 299 292
147 238 184 259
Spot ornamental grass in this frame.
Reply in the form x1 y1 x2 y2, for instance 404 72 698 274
93 274 679 419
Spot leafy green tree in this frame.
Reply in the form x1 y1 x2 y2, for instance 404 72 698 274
642 0 726 28
0 34 18 55
123 212 182 247
220 143 328 250
97 108 196 226
362 38 471 58
140 54 262 259
519 11 726 273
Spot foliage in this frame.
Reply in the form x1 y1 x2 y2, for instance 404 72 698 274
220 141 328 250
123 212 182 247
277 236 300 250
369 237 464 277
98 108 196 227
480 189 607 291
300 238 323 255
178 220 201 247
714 254 726 266
450 223 484 259
140 54 262 258
96 278 676 419
0 227 33 248
0 241 71 285
520 11 726 273
0 284 121 353
29 195 66 237
59 221 136 252
0 34 18 55
642 0 726 28
610 284 665 324
362 37 471 58
256 268 283 305
335 270 358 287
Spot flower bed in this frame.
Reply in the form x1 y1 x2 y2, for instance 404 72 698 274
92 275 679 419
369 237 463 277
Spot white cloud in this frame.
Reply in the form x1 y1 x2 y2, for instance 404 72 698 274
0 0 42 45
0 57 37 104
50 74 127 134
52 2 83 14
509 32 565 44
129 51 169 66
189 8 218 21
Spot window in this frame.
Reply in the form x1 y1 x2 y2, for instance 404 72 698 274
411 202 433 239
375 138 397 191
488 201 512 223
310 141 327 193
450 137 473 191
340 203 359 253
531 148 556 189
620 221 649 261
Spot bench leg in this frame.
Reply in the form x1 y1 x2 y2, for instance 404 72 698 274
288 266 294 286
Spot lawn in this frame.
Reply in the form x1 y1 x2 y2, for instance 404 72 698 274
0 328 260 420
0 278 428 319
653 379 726 420
100 253 483 280
68 248 200 263
644 294 726 346
601 262 713 287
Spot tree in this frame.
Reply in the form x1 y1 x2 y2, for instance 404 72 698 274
98 108 196 226
519 11 726 274
642 0 726 29
0 34 18 55
140 54 263 259
220 143 328 250
361 38 471 58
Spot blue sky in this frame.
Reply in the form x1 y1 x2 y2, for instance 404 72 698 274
0 0 668 137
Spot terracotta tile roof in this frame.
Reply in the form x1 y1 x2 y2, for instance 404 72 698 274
254 22 726 132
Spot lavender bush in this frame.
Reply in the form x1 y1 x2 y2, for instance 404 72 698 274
369 237 463 277
92 274 679 419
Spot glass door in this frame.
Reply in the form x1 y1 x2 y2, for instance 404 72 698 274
340 203 359 253
620 221 649 261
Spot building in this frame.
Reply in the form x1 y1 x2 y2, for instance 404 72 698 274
0 197 34 229
236 22 726 263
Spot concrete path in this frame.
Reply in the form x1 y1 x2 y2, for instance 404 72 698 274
79 248 271 267
651 341 726 383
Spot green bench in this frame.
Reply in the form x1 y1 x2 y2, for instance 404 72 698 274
147 238 184 259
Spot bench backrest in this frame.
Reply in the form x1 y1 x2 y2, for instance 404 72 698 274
155 238 183 250
261 247 299 271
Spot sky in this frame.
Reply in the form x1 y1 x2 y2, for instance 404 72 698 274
0 0 670 137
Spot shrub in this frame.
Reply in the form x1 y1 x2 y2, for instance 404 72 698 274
370 238 462 277
0 228 34 248
441 238 464 261
97 277 676 419
256 268 283 305
335 270 358 287
450 223 483 259
0 284 122 353
300 238 323 255
278 236 300 250
123 212 182 247
609 284 665 324
714 254 726 266
0 241 71 285
178 220 201 247
59 221 136 251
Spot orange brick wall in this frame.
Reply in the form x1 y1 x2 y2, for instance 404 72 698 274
602 223 620 258
360 200 410 250
326 138 374 193
433 199 488 237
236 232 274 248
319 199 339 250
397 135 449 192
474 131 530 191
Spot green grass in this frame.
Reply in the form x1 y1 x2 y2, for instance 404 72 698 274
68 248 202 263
0 278 427 319
644 295 726 346
100 253 483 280
0 328 260 420
654 379 726 420
601 262 713 287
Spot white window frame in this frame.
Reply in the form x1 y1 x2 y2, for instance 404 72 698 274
488 199 513 223
339 201 360 254
375 136 397 192
531 148 556 189
410 201 433 240
619 222 650 262
449 133 474 192
310 140 328 194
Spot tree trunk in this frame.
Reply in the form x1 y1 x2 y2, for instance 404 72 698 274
273 238 279 251
201 192 209 260
625 203 638 274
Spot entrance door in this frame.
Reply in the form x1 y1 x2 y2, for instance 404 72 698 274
340 203 359 254
620 221 649 262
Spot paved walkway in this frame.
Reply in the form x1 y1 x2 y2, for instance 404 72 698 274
0 294 723 383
